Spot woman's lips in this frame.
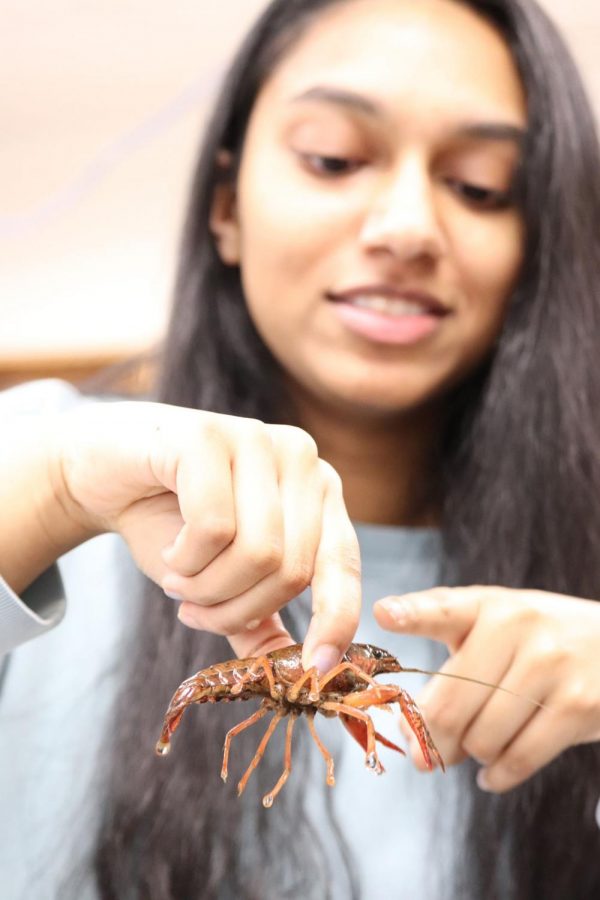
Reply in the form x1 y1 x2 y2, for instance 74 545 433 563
325 287 450 346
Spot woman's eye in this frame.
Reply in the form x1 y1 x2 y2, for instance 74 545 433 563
446 178 512 210
299 153 363 176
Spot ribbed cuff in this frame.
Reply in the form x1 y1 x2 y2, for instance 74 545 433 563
0 566 66 656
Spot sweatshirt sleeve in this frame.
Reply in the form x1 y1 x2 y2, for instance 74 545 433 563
0 379 81 656
0 568 66 656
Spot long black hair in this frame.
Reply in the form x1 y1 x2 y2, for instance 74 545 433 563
93 1 600 898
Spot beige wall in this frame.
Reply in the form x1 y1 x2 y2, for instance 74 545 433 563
1 2 599 376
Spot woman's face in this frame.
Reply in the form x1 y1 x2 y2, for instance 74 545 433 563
213 0 527 418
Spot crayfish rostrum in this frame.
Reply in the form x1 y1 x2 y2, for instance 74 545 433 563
156 642 445 807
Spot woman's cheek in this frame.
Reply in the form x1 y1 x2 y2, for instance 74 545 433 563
458 216 524 304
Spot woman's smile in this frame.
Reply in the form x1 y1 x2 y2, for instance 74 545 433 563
325 283 450 345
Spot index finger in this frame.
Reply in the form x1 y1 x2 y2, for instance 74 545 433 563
374 586 484 653
301 463 361 672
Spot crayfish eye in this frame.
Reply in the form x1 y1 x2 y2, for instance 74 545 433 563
367 644 387 659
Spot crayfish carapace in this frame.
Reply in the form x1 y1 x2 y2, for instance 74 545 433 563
155 642 445 807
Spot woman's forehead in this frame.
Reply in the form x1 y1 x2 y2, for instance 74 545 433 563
256 0 526 127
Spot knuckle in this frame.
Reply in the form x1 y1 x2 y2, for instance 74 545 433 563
197 516 236 548
244 539 284 575
282 426 319 460
318 543 361 581
559 680 598 718
427 588 457 620
241 418 270 444
463 736 494 764
529 634 569 670
318 459 343 492
333 596 361 628
423 702 457 736
194 604 236 637
342 547 361 580
512 605 540 628
280 557 314 595
501 750 534 782
195 413 228 446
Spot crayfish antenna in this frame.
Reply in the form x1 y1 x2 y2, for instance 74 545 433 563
398 666 547 710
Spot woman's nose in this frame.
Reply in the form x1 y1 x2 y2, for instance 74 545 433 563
359 156 446 263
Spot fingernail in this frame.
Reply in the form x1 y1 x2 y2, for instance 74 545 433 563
246 619 261 631
378 597 415 626
477 768 492 791
309 644 340 675
177 606 199 628
164 590 184 602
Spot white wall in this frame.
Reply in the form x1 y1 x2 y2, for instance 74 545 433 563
1 1 598 363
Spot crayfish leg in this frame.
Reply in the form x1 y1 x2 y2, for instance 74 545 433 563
286 666 320 703
306 711 335 787
397 688 446 772
237 710 285 797
317 661 379 693
321 701 384 774
221 704 270 783
339 713 406 764
230 656 281 700
262 711 299 808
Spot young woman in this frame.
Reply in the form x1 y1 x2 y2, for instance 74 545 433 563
2 0 600 897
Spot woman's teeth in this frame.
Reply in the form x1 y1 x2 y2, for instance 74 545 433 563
347 296 429 316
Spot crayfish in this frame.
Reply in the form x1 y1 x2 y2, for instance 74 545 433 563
155 642 445 807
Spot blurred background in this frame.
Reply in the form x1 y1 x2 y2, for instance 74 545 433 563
2 0 599 389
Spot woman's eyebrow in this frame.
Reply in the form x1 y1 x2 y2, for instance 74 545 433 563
289 87 527 146
290 86 383 118
451 122 528 146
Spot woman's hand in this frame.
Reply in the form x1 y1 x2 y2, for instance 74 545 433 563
374 586 600 792
51 401 360 669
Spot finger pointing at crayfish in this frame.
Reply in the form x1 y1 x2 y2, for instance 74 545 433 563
226 460 362 669
374 586 600 793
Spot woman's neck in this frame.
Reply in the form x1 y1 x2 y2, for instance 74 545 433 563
289 391 442 527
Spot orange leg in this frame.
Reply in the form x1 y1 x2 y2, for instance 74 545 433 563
286 666 320 703
230 656 281 700
317 662 379 692
320 701 384 774
339 713 406 771
306 711 336 786
221 704 271 782
262 710 299 808
237 710 285 797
